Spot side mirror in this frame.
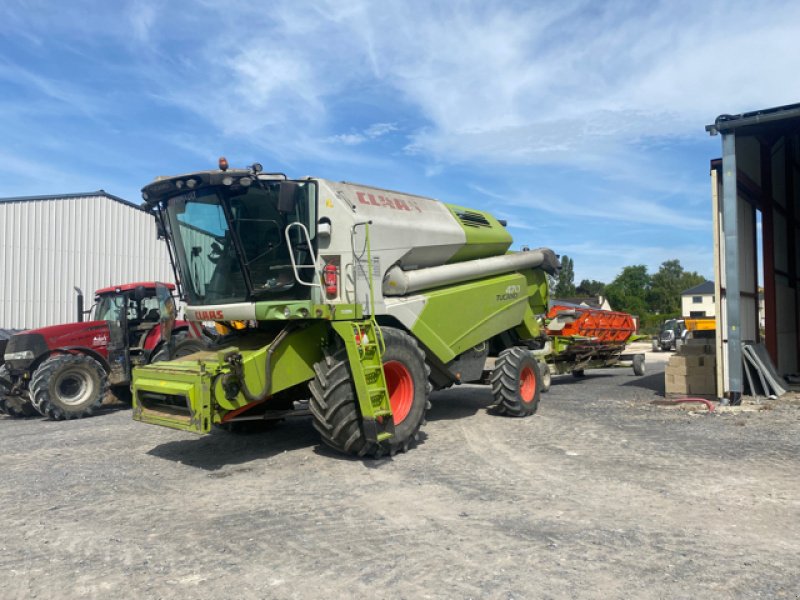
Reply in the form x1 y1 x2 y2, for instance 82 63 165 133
134 285 147 302
156 218 166 240
278 182 298 213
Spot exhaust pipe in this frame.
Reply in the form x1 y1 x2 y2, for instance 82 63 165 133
74 287 84 323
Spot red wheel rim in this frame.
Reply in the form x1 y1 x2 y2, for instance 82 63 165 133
384 360 414 425
519 365 536 403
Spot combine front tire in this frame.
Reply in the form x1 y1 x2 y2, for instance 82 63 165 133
309 327 431 458
490 347 542 417
30 354 108 420
0 365 38 417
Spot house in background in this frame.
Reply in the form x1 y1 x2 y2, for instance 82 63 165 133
681 280 715 318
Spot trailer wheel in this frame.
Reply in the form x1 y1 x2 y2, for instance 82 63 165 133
490 347 541 417
309 327 431 458
0 365 38 418
572 369 585 378
632 354 646 376
30 354 108 420
539 361 552 393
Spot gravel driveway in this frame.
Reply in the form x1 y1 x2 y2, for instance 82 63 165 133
1 347 798 599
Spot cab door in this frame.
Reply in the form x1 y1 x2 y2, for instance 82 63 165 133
106 293 132 385
156 283 177 350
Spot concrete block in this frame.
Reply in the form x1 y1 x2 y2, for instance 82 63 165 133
679 344 713 356
667 355 716 375
664 371 717 396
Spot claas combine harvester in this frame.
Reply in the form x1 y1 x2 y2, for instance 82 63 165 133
132 159 559 457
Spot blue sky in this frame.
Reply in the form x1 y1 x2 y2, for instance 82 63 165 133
2 0 800 283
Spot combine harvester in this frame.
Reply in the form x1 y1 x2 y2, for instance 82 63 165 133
542 303 645 384
131 159 559 457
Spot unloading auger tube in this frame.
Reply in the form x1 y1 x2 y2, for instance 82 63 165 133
383 247 559 296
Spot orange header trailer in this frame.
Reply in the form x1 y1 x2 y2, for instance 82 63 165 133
545 304 637 344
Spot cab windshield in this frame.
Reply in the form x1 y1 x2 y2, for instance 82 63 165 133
165 181 317 305
94 293 161 322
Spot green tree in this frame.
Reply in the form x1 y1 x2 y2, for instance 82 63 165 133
649 259 706 315
576 279 606 297
554 255 576 298
605 265 650 316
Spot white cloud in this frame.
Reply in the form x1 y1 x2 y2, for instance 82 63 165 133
330 133 366 146
126 1 158 44
338 0 800 170
365 122 397 138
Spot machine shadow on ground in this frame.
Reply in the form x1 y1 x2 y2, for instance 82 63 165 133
147 417 320 471
548 372 618 386
426 385 493 422
621 372 666 395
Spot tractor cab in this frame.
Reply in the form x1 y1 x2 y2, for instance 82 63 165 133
91 283 177 384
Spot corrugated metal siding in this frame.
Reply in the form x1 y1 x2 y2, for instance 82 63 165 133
0 195 174 329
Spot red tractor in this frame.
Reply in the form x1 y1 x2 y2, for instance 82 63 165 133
0 282 207 419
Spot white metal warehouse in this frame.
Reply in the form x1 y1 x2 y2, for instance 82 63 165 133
0 191 173 330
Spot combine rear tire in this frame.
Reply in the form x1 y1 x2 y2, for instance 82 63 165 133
490 347 541 417
30 354 108 420
309 327 431 458
0 365 38 417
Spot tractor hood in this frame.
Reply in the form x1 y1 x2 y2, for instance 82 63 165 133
4 321 111 370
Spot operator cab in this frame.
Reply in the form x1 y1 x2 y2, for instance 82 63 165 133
144 161 318 307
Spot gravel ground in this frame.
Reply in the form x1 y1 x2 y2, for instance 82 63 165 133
1 345 799 600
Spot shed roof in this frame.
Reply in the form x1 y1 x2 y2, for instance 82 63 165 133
0 190 141 211
682 280 714 296
706 101 800 136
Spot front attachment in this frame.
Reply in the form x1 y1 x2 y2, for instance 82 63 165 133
132 357 215 433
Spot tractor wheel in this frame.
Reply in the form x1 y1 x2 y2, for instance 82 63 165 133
309 327 431 458
632 354 646 376
539 361 552 393
490 347 542 417
30 354 108 420
572 369 585 378
0 365 38 417
150 332 209 364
